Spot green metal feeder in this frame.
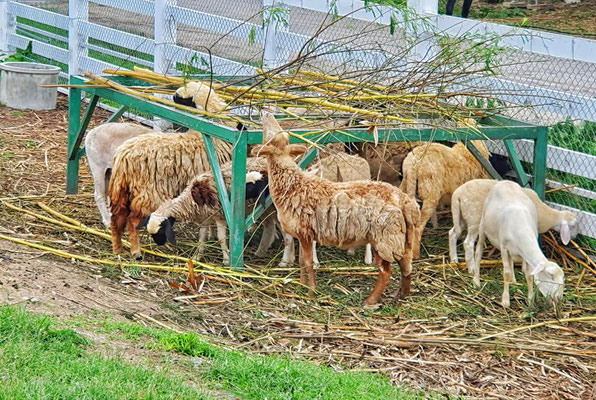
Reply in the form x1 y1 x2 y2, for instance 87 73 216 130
65 74 548 268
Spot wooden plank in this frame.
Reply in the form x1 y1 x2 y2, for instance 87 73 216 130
486 140 596 180
66 85 82 194
545 202 596 239
68 94 99 160
8 2 69 30
202 133 232 226
105 105 129 123
532 127 548 199
228 131 248 268
504 139 529 187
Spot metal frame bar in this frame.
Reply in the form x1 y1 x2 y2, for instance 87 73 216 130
65 75 548 268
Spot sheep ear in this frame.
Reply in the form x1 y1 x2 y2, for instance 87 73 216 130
251 145 274 157
137 216 150 229
165 217 176 245
287 144 307 157
559 220 571 245
529 262 546 276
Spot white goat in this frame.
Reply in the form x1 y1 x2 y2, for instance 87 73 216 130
84 122 153 227
474 181 565 307
449 179 577 274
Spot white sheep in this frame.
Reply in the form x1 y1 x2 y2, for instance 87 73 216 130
252 112 420 305
137 157 273 264
84 122 153 227
279 151 374 267
400 140 490 257
449 179 577 274
173 80 228 113
474 180 565 307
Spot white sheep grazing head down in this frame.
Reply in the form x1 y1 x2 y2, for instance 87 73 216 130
532 260 565 303
251 112 307 157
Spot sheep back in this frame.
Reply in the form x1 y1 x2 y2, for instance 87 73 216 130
108 129 232 218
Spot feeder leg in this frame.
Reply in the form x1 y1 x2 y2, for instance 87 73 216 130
66 86 82 194
532 127 548 200
228 131 247 269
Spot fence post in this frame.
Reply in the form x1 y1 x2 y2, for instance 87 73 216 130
0 0 15 53
407 0 438 15
262 0 289 70
154 0 176 131
68 0 88 77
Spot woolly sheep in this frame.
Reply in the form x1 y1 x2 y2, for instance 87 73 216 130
449 179 577 274
84 122 153 227
400 140 490 257
252 112 421 305
279 151 374 267
137 157 273 264
109 81 235 260
474 181 565 307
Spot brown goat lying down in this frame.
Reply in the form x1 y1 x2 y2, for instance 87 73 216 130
252 112 421 305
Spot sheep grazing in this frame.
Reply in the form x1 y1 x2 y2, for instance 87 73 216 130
348 141 423 185
137 157 273 264
400 140 490 257
84 122 153 227
252 112 420 305
173 80 228 113
280 151 374 266
449 179 577 273
474 180 565 307
108 129 232 260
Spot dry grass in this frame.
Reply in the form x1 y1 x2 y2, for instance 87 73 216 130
1 95 595 399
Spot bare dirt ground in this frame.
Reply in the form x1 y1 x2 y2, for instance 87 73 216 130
1 94 596 399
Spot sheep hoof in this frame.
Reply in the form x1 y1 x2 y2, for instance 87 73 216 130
362 296 379 306
473 277 481 288
278 261 289 267
255 250 265 257
133 253 143 261
307 289 315 298
102 221 111 229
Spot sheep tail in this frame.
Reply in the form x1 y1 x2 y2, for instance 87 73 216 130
191 179 218 208
107 156 131 219
452 195 463 238
400 163 417 200
403 197 421 259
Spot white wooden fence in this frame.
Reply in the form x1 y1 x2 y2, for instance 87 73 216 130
0 0 594 239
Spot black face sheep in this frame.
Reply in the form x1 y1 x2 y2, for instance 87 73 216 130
137 157 275 264
84 122 153 227
251 112 421 305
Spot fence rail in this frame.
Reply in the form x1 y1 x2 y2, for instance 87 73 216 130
0 0 594 241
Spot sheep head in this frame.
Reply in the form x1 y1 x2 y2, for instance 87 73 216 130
137 215 176 246
173 81 225 113
531 260 564 303
251 112 307 157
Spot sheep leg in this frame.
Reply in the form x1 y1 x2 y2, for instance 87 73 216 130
93 169 111 228
363 251 392 306
297 240 306 284
448 227 459 264
522 259 534 305
364 243 373 265
255 217 276 256
473 220 485 288
208 225 216 240
197 226 208 256
501 250 514 308
279 233 295 267
110 212 128 254
298 237 316 296
415 198 438 258
430 210 439 229
312 241 320 268
397 252 413 299
216 221 229 265
127 216 143 260
463 227 479 275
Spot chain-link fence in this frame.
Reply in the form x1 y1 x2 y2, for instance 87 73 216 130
2 0 594 247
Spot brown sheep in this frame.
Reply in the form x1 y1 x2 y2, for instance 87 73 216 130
252 112 420 305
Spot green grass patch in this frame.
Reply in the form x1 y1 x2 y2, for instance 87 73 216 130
15 16 68 37
0 306 208 400
73 313 432 399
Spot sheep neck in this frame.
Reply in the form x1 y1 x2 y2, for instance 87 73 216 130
517 237 548 271
264 153 309 209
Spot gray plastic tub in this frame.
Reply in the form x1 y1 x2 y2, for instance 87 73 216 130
0 62 62 110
